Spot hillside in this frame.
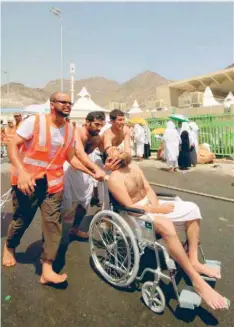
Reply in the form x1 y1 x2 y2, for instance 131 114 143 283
1 83 50 108
0 70 170 109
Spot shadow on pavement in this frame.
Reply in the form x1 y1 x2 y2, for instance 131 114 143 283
16 239 42 275
1 212 13 238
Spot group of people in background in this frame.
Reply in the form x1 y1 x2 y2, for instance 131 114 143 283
163 120 199 172
1 113 23 158
128 122 151 161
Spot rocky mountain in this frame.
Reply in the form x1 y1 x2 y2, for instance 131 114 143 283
1 70 170 109
226 63 234 69
0 83 50 108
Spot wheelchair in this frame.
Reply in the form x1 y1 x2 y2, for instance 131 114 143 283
89 192 221 313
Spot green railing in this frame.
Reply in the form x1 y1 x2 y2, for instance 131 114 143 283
147 113 234 157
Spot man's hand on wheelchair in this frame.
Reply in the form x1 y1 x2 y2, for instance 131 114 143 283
104 157 121 171
93 168 107 181
155 203 175 214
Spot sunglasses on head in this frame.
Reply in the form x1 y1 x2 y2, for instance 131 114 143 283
53 100 73 106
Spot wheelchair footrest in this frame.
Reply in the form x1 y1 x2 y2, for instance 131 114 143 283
202 260 221 282
179 286 202 309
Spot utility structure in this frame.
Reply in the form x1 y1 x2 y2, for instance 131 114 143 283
50 7 63 92
70 63 75 104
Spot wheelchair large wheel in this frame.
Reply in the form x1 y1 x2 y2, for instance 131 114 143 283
89 210 140 287
142 281 166 313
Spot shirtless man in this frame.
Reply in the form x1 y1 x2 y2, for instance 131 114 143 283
62 111 119 239
107 151 229 310
103 109 131 156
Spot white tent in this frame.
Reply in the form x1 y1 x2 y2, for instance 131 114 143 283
24 99 50 114
203 87 220 107
127 100 142 114
71 87 109 120
224 91 234 108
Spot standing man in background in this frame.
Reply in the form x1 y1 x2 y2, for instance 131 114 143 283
143 123 151 159
133 123 145 161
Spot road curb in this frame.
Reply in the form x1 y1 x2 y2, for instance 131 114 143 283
149 182 234 203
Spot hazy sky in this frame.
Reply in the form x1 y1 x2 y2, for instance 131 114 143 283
1 2 234 88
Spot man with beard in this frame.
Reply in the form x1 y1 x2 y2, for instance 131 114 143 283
62 111 120 239
2 92 94 285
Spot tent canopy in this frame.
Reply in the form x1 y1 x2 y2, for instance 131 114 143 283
127 100 142 114
24 99 50 113
203 87 220 107
71 87 109 118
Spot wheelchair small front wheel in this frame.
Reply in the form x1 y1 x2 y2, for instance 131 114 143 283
142 281 166 313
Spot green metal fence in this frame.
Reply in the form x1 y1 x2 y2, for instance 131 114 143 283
147 113 234 157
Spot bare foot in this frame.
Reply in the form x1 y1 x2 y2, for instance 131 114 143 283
40 272 67 285
69 228 89 239
192 261 221 279
169 168 174 173
40 261 67 285
2 243 16 267
193 277 229 310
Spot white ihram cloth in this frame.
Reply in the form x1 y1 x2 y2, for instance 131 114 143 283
163 121 181 168
62 159 94 211
135 196 202 231
134 124 145 157
189 122 199 153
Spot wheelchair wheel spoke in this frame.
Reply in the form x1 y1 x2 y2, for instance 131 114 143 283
90 213 140 286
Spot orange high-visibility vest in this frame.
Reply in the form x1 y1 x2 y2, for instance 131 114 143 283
11 114 74 193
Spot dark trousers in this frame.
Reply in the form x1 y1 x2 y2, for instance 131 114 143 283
144 143 151 159
6 177 63 262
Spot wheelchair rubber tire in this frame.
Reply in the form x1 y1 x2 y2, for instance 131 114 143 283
89 210 140 287
142 281 166 313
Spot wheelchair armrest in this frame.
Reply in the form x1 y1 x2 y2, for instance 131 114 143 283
156 192 176 198
113 205 145 215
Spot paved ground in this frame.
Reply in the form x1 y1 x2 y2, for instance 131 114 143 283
1 165 234 327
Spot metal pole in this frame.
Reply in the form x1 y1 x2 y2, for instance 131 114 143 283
60 14 63 92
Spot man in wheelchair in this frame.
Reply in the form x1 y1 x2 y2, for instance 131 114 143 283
107 149 228 310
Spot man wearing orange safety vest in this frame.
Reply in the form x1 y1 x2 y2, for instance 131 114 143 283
2 92 99 285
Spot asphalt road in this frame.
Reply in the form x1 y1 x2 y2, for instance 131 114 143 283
1 168 234 327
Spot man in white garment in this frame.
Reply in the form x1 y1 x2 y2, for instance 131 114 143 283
62 111 119 239
163 121 181 172
107 150 229 311
133 123 145 161
91 119 112 206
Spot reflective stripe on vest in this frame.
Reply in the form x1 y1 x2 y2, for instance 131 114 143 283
38 114 47 147
23 157 62 170
48 175 64 187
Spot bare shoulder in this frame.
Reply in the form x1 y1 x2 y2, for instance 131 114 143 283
75 126 84 139
123 125 130 135
103 128 113 137
108 170 122 183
